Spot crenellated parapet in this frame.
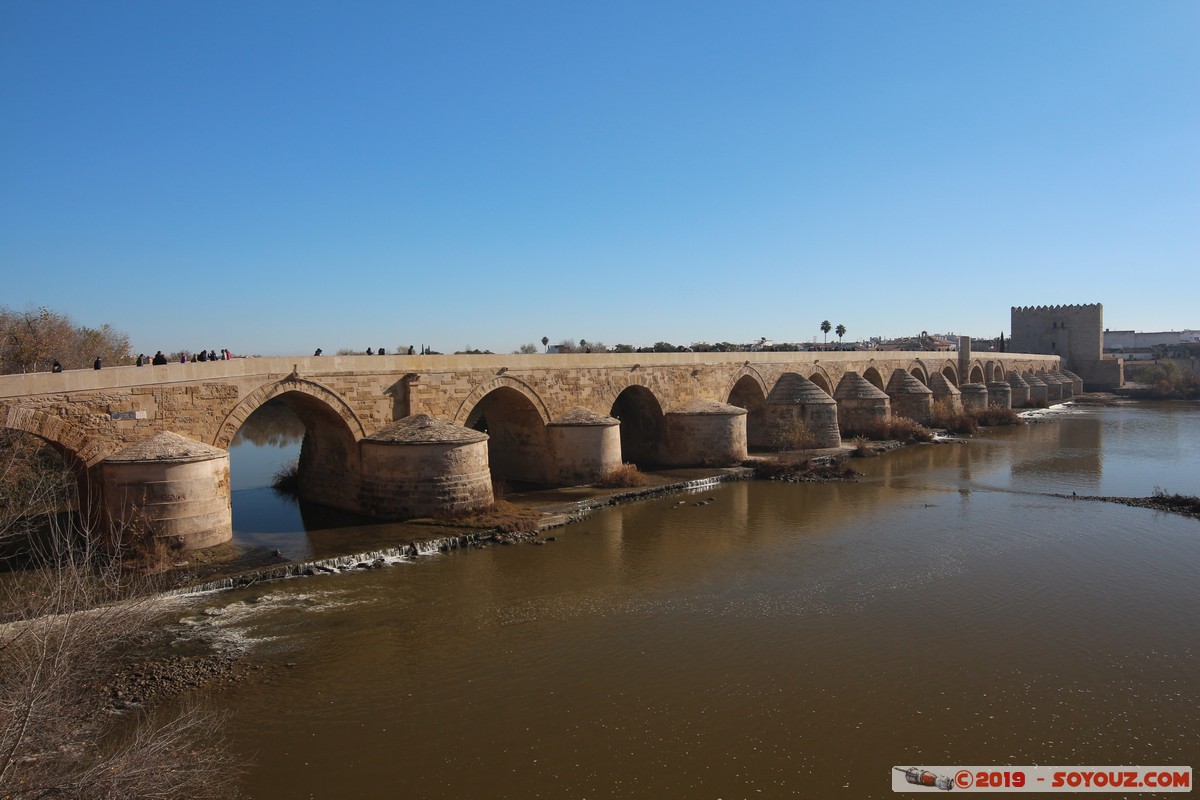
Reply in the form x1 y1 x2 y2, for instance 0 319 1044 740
1010 302 1123 389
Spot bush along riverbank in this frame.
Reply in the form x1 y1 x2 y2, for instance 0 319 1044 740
1047 488 1200 520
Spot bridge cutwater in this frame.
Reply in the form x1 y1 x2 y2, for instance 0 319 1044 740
0 340 1071 551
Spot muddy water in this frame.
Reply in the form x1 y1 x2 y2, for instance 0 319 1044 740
188 402 1200 798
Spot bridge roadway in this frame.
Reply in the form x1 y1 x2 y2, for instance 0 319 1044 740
0 348 1061 549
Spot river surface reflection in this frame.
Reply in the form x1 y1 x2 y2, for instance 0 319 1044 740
194 402 1199 798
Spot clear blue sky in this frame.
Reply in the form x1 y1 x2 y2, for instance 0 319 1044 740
2 1 1197 356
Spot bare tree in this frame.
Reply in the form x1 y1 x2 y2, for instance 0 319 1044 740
0 307 131 374
0 442 243 799
516 343 538 354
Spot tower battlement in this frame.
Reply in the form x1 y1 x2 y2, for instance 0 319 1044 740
1011 303 1104 314
1010 303 1123 389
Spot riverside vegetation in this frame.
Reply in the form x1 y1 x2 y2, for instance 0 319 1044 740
0 430 244 799
1125 361 1200 401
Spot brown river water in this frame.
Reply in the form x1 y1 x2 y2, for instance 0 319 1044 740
171 401 1199 798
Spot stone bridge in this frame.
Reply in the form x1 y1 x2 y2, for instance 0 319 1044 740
1 346 1064 550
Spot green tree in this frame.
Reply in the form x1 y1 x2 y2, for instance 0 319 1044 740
835 324 846 345
820 320 831 345
541 336 549 352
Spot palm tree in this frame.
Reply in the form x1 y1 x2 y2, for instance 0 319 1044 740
835 324 846 347
820 320 831 345
541 336 549 353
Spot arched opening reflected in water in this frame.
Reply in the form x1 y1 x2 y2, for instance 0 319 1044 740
228 399 308 553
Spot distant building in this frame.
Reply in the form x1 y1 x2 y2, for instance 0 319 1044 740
1105 329 1200 350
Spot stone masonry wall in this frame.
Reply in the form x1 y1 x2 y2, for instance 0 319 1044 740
1 352 1061 464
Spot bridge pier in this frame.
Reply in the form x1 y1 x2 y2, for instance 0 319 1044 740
1042 374 1064 403
1023 372 1050 405
546 408 622 484
356 415 493 519
929 372 962 411
764 374 841 449
1007 372 1031 407
834 372 892 432
987 380 1013 409
885 371 934 425
662 401 748 466
100 432 232 551
1047 372 1074 399
959 383 989 412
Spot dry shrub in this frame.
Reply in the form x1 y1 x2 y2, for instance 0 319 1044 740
842 416 933 443
973 406 1022 426
0 522 243 800
840 418 887 441
930 400 977 434
754 456 860 481
754 456 810 479
270 458 300 496
770 419 816 451
594 464 649 488
849 436 876 458
1151 487 1200 516
432 500 541 534
886 416 935 443
2 434 244 798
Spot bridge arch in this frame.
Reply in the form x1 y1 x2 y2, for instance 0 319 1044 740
214 377 366 449
0 405 111 535
723 365 768 401
463 385 550 485
862 366 886 392
453 375 551 428
725 367 768 449
1 404 101 468
609 384 667 467
807 367 835 396
906 359 930 386
215 377 365 510
939 363 959 387
985 360 1005 382
967 362 986 384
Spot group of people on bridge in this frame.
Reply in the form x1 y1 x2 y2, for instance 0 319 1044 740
313 346 418 356
134 349 233 366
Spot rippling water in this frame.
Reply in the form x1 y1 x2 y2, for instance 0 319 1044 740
189 401 1199 798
